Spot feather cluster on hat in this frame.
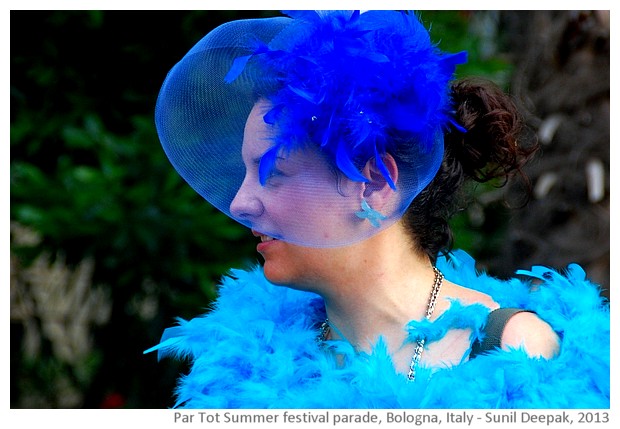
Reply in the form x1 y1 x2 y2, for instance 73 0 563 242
225 10 467 188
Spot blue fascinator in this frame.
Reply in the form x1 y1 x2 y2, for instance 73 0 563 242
156 10 466 247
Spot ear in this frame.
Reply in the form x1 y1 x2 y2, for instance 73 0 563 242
361 153 399 209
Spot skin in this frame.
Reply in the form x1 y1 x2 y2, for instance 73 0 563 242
230 101 367 247
231 100 561 376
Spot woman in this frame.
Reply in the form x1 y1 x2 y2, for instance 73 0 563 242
146 10 609 408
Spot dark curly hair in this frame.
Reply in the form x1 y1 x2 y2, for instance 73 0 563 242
404 77 539 261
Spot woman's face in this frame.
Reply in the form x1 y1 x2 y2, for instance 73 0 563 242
229 100 365 286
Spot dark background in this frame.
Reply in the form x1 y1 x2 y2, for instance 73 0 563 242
10 10 609 408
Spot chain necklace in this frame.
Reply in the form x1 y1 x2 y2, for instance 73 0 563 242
316 266 444 381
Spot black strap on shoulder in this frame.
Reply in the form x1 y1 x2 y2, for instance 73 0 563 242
469 307 534 359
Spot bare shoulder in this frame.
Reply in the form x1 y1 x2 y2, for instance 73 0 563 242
440 281 560 359
440 280 499 311
502 312 561 359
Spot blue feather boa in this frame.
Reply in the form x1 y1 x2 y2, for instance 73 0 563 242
146 250 609 409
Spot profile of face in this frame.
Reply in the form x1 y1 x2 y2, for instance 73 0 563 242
229 99 401 286
230 99 370 247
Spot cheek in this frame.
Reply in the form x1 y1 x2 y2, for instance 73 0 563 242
267 189 351 236
260 159 364 246
286 182 357 227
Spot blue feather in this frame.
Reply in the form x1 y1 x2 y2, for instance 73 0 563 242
146 250 610 408
448 116 467 133
258 145 279 186
222 11 467 198
282 10 323 22
263 104 284 125
224 42 272 83
336 141 369 183
374 144 396 190
224 54 252 84
287 85 320 104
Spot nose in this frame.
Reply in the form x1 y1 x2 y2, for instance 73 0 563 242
229 179 265 221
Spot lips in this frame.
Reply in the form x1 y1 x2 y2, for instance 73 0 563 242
252 230 279 252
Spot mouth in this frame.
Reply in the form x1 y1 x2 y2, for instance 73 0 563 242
252 230 279 242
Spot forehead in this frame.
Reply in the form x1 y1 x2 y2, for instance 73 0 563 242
242 100 274 158
241 99 332 172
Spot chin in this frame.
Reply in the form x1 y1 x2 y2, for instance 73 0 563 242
261 260 313 292
261 260 292 286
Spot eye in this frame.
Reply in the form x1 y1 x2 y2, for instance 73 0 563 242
263 167 287 188
268 168 285 178
258 154 290 187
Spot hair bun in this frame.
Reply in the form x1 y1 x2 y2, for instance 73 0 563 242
447 77 536 183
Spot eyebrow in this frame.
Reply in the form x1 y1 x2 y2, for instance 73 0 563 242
252 155 287 166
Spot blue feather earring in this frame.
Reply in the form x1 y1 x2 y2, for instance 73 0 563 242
356 199 387 228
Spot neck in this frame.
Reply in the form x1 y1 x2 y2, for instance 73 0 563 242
317 223 438 354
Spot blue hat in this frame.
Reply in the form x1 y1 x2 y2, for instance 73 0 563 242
156 10 466 247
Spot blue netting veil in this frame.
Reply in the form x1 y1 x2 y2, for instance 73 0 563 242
155 10 466 247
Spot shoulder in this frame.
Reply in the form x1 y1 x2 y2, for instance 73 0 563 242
440 281 560 359
501 311 560 359
439 279 498 312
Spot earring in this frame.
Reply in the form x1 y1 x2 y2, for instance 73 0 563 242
355 199 387 228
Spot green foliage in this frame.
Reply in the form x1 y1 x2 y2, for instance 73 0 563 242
421 11 512 86
12 111 253 279
11 10 260 408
